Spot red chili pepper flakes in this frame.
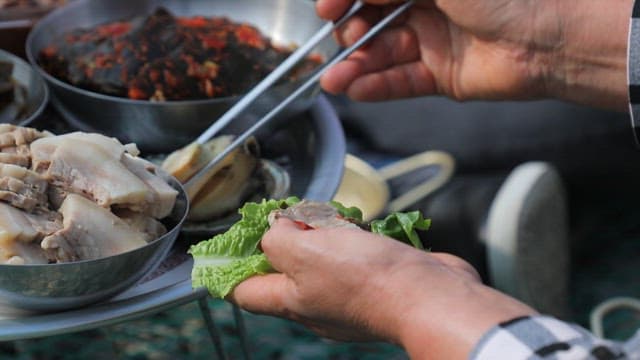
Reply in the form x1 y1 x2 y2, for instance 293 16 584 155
128 86 147 100
235 24 265 49
41 45 57 58
200 34 226 50
93 53 110 68
38 9 324 101
177 16 209 28
162 69 178 88
97 22 131 38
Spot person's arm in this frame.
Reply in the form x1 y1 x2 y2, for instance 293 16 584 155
230 218 536 359
546 0 632 111
231 219 639 359
316 0 633 112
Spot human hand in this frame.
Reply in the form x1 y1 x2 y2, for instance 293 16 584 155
230 218 535 359
317 0 632 111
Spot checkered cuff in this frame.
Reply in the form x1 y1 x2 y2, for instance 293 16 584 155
469 315 628 360
629 0 640 144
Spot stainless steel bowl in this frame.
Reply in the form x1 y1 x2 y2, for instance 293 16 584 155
26 0 339 152
0 48 48 126
0 176 189 312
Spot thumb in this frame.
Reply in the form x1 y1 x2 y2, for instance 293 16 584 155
261 217 308 270
227 273 296 317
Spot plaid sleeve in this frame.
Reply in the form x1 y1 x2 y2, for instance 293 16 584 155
468 315 639 360
629 0 640 143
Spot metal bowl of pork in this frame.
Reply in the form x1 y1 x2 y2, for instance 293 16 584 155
0 176 189 313
0 49 48 126
26 0 338 153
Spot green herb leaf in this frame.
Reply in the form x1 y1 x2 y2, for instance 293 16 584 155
370 211 430 249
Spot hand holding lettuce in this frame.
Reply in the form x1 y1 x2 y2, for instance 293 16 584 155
189 197 431 298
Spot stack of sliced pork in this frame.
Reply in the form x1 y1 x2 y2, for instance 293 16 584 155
0 125 178 265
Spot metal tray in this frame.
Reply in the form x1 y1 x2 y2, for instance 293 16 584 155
0 95 345 340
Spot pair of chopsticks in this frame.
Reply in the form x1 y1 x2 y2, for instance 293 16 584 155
184 0 414 193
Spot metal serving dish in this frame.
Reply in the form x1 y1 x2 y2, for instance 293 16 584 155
0 175 189 312
26 0 338 152
0 48 48 126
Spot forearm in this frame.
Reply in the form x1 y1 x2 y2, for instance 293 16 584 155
386 281 536 359
547 0 633 111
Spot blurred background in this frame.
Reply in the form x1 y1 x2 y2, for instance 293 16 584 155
2 0 640 358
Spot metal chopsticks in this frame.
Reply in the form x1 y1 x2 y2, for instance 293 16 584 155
195 1 365 145
185 0 414 194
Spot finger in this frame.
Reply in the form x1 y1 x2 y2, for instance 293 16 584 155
261 218 309 271
345 61 436 100
316 0 408 21
228 273 297 317
333 6 381 46
333 5 411 47
321 26 422 94
316 0 356 21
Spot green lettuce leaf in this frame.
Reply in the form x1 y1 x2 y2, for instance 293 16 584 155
370 211 431 249
188 197 299 298
189 197 431 298
191 253 273 299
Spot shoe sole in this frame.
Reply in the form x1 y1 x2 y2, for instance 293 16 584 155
484 162 570 317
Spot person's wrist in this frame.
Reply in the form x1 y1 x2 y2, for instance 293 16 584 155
395 281 536 359
545 0 633 111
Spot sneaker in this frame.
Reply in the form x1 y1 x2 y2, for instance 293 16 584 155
483 162 570 318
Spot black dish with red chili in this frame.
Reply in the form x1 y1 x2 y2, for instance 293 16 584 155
37 8 322 101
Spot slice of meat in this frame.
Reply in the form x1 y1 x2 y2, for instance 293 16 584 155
0 202 40 244
31 133 153 211
268 200 360 230
41 194 149 262
0 203 60 265
0 125 48 148
48 131 134 159
0 163 48 211
0 152 29 167
115 209 167 243
121 154 178 219
0 126 50 168
31 132 177 218
0 124 16 134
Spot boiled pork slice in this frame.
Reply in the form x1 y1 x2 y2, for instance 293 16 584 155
268 200 360 230
31 132 177 217
0 163 48 211
0 144 32 167
0 203 62 265
41 194 150 262
0 152 29 167
121 154 178 219
0 124 49 148
115 209 168 243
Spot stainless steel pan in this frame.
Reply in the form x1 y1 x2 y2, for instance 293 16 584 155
0 174 189 312
25 0 338 152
